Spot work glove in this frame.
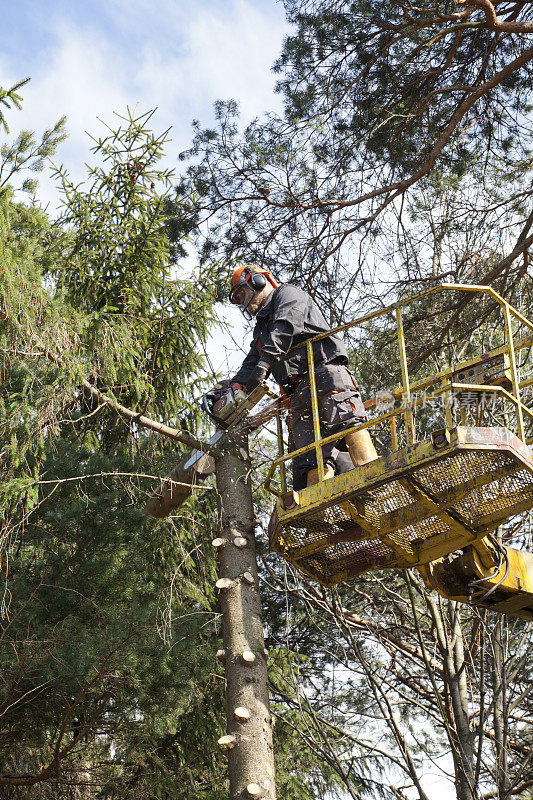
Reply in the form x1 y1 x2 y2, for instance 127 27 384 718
212 378 232 392
245 361 270 394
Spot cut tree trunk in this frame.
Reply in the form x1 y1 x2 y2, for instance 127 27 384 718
145 452 215 517
215 433 276 800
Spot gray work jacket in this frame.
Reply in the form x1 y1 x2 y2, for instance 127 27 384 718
232 284 348 390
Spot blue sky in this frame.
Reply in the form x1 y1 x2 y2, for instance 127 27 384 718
1 0 289 207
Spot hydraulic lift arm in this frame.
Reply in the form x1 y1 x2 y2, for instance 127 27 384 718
420 536 533 621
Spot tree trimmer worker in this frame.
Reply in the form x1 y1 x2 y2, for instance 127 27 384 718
223 265 378 489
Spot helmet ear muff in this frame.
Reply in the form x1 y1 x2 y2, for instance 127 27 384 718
247 269 267 291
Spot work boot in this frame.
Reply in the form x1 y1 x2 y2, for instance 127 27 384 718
306 466 335 487
345 429 378 467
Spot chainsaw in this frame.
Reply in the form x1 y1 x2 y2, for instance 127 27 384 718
183 382 267 471
201 382 248 427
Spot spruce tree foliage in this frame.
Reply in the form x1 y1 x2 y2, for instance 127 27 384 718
0 78 30 135
1 436 230 799
0 93 230 796
0 87 66 195
50 107 215 419
1 105 216 540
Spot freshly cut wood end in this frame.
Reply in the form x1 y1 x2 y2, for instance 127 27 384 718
233 536 247 548
212 537 227 548
242 571 255 585
218 734 237 749
216 649 226 662
216 578 234 590
241 650 256 664
144 495 169 518
245 784 263 798
234 706 251 721
194 453 216 476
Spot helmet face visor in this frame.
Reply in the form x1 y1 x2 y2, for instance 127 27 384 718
229 279 255 308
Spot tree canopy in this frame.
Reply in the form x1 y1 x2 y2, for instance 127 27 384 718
180 0 533 327
2 2 533 795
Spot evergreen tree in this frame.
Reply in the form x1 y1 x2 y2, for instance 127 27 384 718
0 93 227 796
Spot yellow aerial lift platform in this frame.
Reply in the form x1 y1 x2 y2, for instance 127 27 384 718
265 284 533 620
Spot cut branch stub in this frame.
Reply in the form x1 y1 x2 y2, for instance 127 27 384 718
216 649 226 663
212 537 228 548
245 784 263 798
242 571 255 585
241 650 256 664
234 706 251 722
218 734 237 749
216 577 234 590
233 536 248 548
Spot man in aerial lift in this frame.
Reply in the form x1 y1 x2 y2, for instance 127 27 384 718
218 264 378 489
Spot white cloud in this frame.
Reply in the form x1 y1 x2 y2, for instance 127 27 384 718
122 0 288 143
179 0 286 120
1 24 134 209
0 0 288 210
28 29 129 137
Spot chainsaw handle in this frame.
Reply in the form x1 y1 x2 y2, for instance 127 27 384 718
201 391 228 427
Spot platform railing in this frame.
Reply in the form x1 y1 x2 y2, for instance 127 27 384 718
264 284 533 497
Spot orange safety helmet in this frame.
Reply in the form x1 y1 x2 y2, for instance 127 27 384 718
229 265 279 305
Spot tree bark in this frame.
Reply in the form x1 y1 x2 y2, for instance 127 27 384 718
492 609 510 799
215 433 276 800
448 602 477 800
426 594 478 800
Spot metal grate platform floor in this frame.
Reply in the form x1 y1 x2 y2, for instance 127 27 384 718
268 427 533 586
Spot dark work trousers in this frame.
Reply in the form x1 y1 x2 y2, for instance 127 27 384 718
288 364 366 491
